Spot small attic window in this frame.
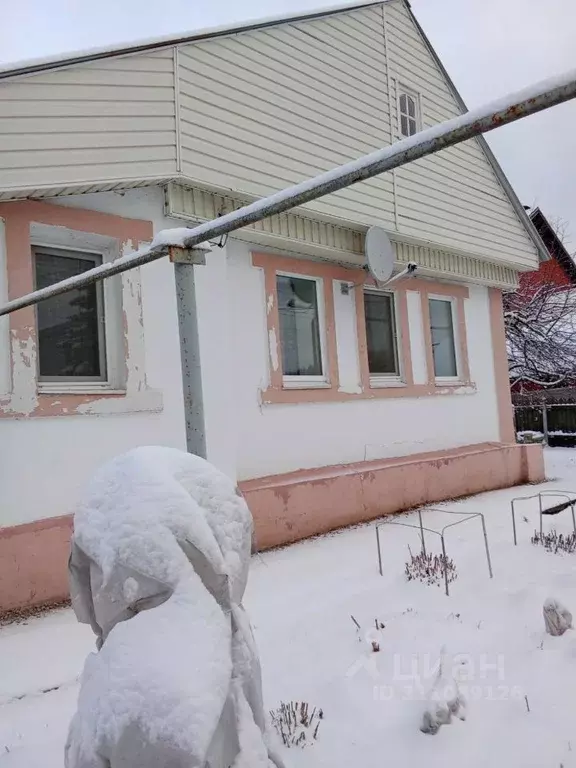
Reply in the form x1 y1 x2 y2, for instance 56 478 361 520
398 91 419 137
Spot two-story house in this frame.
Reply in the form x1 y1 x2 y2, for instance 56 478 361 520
0 0 546 613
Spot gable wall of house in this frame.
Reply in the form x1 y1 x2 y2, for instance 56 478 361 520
176 1 538 269
0 1 539 272
383 2 536 269
177 6 396 229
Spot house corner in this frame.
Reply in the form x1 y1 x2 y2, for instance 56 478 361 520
488 286 516 444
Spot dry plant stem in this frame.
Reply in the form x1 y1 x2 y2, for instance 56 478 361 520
405 550 458 588
532 529 576 554
270 701 324 748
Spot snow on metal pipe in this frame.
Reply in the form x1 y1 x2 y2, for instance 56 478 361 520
2 65 576 317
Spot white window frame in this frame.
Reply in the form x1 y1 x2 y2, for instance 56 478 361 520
397 86 421 138
428 295 461 383
276 270 329 389
363 288 404 388
30 223 124 395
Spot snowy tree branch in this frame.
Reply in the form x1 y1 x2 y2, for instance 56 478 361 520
504 280 576 389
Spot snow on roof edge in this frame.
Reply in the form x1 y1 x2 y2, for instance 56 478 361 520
0 0 387 80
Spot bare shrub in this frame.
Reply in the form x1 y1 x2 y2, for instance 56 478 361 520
531 529 576 554
405 550 457 588
270 701 323 748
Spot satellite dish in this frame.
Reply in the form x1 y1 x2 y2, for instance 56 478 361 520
365 226 394 283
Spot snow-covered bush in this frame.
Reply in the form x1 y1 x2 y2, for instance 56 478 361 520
543 597 572 636
270 701 323 747
420 652 466 735
517 431 544 444
405 551 457 588
531 529 576 554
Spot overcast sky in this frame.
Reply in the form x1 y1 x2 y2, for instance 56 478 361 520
1 0 575 246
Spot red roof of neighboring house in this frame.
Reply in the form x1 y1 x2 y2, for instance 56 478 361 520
527 207 576 286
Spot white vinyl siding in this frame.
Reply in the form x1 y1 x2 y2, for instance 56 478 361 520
0 51 178 189
383 1 537 268
0 1 539 271
178 6 396 229
176 0 537 268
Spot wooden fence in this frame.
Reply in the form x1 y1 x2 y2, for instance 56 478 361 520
514 403 576 446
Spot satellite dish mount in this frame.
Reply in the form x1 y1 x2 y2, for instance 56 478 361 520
340 226 418 295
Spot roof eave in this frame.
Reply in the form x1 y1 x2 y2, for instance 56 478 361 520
0 0 387 81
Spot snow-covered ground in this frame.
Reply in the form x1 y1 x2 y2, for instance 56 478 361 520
3 448 576 767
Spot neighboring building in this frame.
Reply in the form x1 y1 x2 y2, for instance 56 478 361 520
0 0 546 613
522 207 576 292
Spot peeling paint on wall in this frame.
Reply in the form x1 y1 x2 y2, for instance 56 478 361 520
268 327 279 373
338 382 363 395
0 199 156 420
6 331 37 415
76 389 162 415
436 385 476 396
121 262 146 394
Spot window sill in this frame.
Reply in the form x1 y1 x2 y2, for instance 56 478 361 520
434 378 465 387
261 383 336 404
38 383 126 396
281 380 331 390
369 377 406 389
260 380 477 405
0 388 163 418
433 380 477 394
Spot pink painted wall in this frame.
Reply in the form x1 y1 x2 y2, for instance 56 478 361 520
0 440 544 614
0 516 72 614
253 250 472 404
241 442 545 550
488 287 516 443
0 199 153 419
